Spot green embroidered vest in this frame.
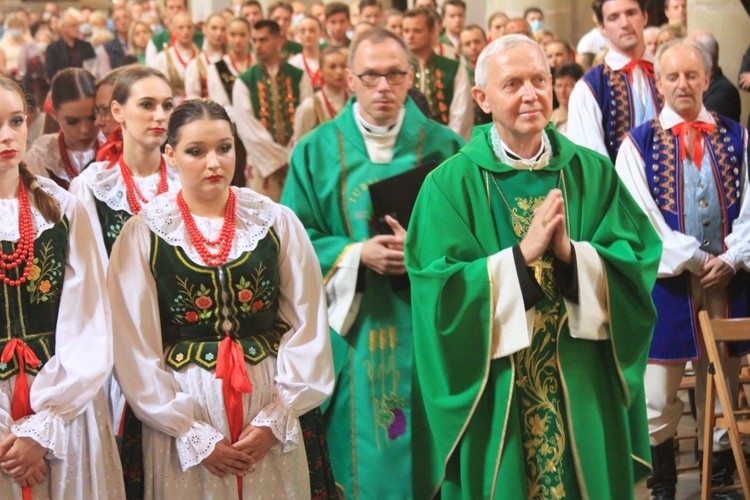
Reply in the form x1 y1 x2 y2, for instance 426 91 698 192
152 29 205 53
282 40 303 60
94 198 131 256
149 228 289 371
0 218 69 379
239 63 303 147
411 54 459 125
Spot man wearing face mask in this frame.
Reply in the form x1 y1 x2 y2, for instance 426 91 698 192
523 6 545 34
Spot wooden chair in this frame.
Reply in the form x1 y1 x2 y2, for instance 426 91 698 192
699 310 750 499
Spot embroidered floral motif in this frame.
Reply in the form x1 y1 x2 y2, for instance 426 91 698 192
106 211 130 242
171 277 216 324
234 264 274 316
414 62 449 125
26 240 62 304
365 327 405 447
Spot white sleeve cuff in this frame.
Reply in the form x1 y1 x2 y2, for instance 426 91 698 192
11 409 66 460
565 241 610 341
325 243 363 337
250 399 301 453
488 249 536 359
175 421 224 471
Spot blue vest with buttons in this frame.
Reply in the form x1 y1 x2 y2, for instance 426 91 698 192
628 114 748 361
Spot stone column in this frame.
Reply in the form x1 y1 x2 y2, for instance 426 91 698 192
688 0 750 126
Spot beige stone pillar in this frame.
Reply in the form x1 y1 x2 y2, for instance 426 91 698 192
688 0 750 126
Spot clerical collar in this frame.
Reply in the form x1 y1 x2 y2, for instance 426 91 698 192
353 103 404 135
490 126 551 171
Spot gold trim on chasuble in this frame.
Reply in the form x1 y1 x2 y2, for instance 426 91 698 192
486 171 573 499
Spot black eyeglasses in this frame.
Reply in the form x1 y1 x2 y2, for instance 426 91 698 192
353 70 409 87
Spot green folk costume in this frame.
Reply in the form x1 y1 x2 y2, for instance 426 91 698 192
405 123 662 499
238 62 303 147
282 97 463 499
411 54 458 126
151 29 204 53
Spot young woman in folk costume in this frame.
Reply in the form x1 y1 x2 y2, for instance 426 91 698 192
68 65 179 499
185 13 227 100
24 68 100 190
288 17 322 90
0 76 124 499
292 47 348 143
206 17 253 121
107 99 335 499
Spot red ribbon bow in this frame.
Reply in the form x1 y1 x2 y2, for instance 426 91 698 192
215 336 252 443
620 59 655 82
1 339 40 421
98 126 124 166
671 121 715 169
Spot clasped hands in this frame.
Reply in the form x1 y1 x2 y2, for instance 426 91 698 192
519 189 572 265
361 215 407 276
694 254 734 291
0 433 48 487
202 424 277 478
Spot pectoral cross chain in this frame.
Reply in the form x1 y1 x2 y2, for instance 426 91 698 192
530 258 553 284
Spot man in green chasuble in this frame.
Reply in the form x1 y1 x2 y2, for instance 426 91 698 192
281 28 463 498
405 34 662 499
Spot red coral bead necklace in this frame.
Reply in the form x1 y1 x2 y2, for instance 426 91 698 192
177 189 237 266
117 154 169 215
0 181 35 286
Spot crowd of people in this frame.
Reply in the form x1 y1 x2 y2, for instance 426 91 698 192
0 0 747 499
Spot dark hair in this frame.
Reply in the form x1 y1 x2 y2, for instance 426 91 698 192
442 0 466 15
591 0 647 24
523 6 543 19
404 8 435 30
348 27 408 66
268 2 292 16
111 65 170 105
319 46 347 66
461 24 487 41
325 2 350 20
167 99 234 148
555 62 585 81
50 68 96 110
358 0 382 11
0 76 61 222
253 19 281 37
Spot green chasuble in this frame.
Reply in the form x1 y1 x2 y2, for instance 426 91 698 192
281 97 463 499
405 123 661 499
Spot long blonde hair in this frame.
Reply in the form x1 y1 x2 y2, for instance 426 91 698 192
0 76 61 222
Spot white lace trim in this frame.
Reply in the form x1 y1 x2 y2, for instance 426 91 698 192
175 420 224 471
0 177 72 240
29 134 97 182
250 399 301 453
11 409 67 459
82 157 180 214
140 187 276 265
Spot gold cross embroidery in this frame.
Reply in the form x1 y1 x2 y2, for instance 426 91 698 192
529 258 553 284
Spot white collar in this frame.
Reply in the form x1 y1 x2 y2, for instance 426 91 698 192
604 48 655 71
659 104 715 131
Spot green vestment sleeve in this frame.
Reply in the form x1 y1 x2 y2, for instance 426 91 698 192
405 124 662 498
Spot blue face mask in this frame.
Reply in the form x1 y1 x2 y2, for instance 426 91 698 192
8 28 24 39
529 19 544 32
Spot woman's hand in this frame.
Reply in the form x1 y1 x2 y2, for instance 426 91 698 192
233 425 278 463
202 439 255 478
0 434 48 484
